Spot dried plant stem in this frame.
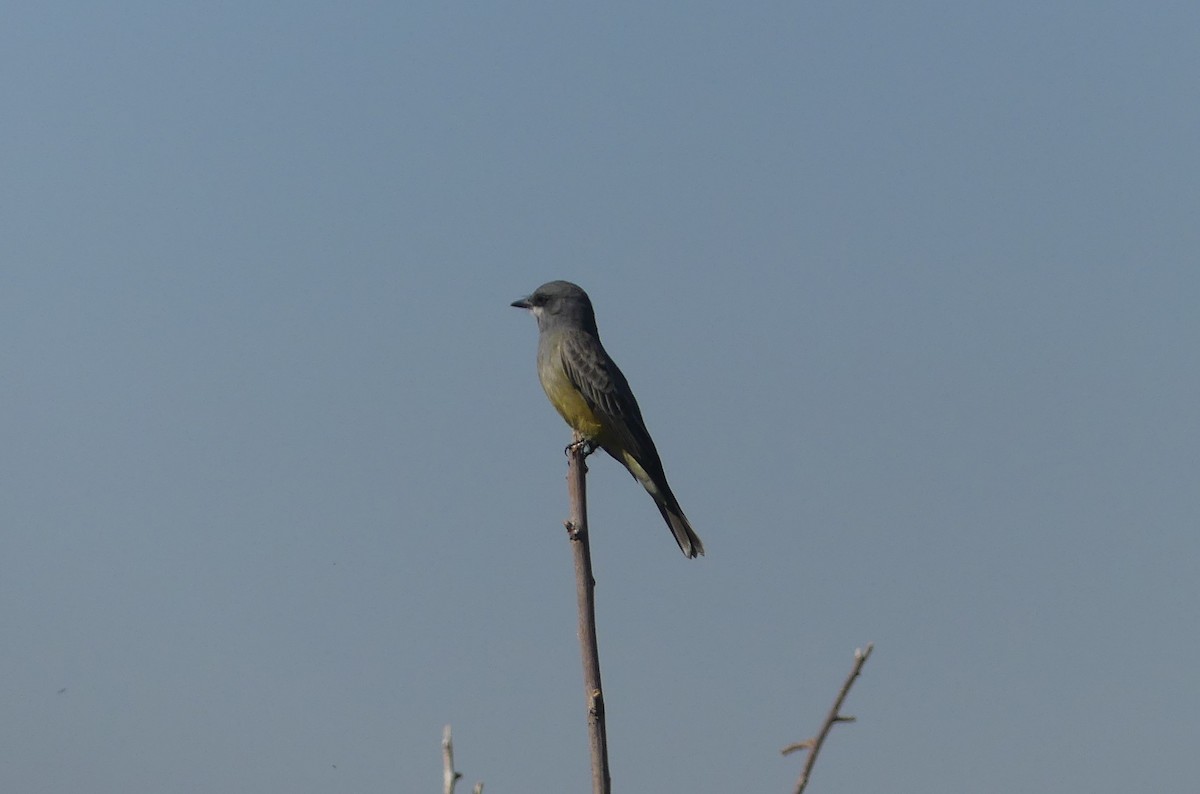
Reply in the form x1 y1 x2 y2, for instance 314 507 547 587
782 643 875 794
565 436 611 794
441 724 463 794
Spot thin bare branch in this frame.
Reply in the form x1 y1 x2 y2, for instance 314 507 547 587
566 435 611 794
441 724 463 794
440 725 483 794
780 739 815 755
783 642 874 794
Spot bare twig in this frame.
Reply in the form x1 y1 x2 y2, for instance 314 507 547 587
441 724 463 794
565 434 611 794
782 643 874 794
472 783 484 794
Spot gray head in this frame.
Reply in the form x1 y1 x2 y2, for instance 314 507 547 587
511 280 599 335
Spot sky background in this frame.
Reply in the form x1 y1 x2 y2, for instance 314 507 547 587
3 3 1198 792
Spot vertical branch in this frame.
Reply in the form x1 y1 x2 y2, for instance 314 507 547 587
441 724 462 794
565 436 611 794
782 642 875 794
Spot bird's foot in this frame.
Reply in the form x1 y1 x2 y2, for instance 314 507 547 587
564 437 598 459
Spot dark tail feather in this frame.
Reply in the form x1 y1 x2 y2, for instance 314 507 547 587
611 446 705 558
655 498 704 559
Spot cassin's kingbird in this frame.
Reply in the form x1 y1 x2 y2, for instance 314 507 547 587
511 280 704 558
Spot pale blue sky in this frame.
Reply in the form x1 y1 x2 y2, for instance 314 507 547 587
3 3 1198 792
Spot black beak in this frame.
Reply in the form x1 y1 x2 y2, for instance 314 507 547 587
510 296 532 309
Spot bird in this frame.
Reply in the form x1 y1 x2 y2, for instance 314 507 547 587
511 280 704 558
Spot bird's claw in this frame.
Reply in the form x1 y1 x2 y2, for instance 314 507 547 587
564 438 598 458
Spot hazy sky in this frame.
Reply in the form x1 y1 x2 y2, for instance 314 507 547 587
4 3 1198 792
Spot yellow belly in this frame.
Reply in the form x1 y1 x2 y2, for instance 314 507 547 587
539 360 606 440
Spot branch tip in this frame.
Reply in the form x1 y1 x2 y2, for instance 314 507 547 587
781 739 816 755
786 642 875 794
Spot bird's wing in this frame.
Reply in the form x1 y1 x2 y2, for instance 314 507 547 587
559 332 653 460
